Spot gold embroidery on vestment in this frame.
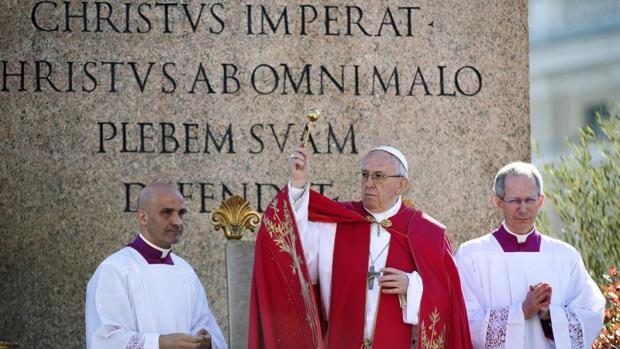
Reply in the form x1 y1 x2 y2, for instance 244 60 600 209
420 308 446 349
365 215 392 228
380 220 392 228
263 198 321 348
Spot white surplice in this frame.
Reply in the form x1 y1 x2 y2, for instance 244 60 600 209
85 246 227 349
455 232 605 349
289 185 423 342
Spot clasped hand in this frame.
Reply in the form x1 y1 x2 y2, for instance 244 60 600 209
159 328 212 349
522 282 552 320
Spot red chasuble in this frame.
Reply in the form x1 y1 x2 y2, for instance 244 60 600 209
249 187 472 349
249 187 324 349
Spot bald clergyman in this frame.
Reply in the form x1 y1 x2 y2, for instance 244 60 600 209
85 182 227 349
249 145 472 349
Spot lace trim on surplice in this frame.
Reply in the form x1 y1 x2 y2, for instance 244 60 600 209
125 334 145 349
566 309 584 349
485 306 509 349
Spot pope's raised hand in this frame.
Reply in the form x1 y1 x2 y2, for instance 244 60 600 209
289 144 309 189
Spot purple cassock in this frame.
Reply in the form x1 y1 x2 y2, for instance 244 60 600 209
492 224 541 252
128 235 174 265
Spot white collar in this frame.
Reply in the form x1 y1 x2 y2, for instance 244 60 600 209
365 196 402 222
502 221 535 243
139 233 172 258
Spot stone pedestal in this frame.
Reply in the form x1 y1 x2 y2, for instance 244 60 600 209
225 241 256 349
0 1 529 347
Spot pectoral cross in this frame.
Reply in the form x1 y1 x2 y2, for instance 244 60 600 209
367 265 382 290
362 339 372 349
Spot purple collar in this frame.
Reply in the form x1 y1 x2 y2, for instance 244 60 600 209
492 224 541 252
128 235 174 265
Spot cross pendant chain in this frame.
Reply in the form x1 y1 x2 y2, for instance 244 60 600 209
367 240 390 290
362 340 372 349
367 265 382 290
366 217 392 237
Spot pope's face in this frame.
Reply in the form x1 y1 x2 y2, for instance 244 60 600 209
493 174 544 235
361 151 408 213
138 189 187 249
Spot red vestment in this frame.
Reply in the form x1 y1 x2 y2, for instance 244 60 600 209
249 187 472 349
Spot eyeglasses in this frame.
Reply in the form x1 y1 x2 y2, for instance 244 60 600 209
357 171 404 183
501 196 539 207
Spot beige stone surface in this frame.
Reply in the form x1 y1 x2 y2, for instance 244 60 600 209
0 1 529 347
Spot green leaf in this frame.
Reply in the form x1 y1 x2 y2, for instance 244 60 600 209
537 103 620 283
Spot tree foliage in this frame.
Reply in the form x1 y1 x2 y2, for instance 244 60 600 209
537 106 620 282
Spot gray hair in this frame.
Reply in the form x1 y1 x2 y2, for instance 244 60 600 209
366 150 409 178
493 162 543 199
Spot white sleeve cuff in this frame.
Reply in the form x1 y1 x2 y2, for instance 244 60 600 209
504 304 526 348
144 333 159 349
288 182 307 204
507 304 525 324
402 271 423 325
549 304 573 348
